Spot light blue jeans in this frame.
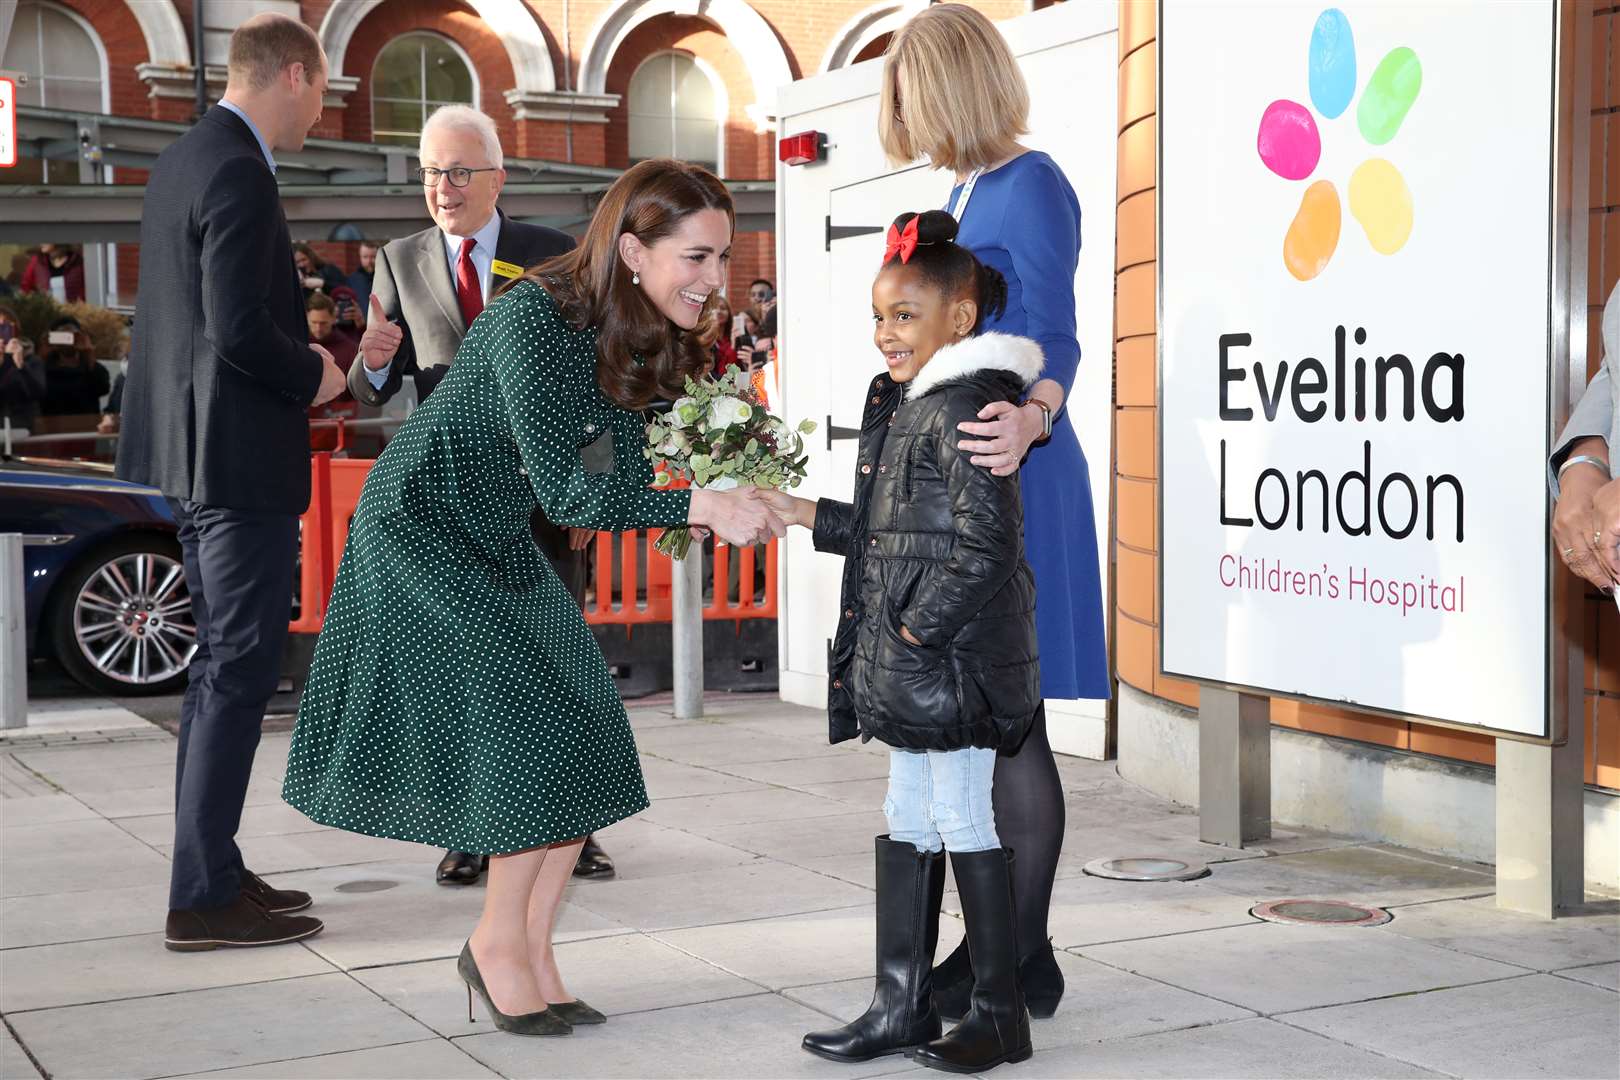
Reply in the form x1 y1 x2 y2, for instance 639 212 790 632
884 747 1001 854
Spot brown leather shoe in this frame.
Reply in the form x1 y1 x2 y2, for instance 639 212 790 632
240 868 312 914
165 894 323 952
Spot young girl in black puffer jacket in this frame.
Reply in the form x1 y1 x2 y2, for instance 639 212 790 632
767 210 1042 1074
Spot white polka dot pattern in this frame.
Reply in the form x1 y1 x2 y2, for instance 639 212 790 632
282 282 692 853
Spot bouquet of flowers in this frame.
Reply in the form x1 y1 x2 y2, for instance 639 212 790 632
645 366 816 559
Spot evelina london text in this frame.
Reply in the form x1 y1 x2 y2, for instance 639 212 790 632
1218 555 1464 617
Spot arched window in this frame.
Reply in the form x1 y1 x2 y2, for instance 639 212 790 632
1 1 109 184
371 32 478 146
628 52 723 173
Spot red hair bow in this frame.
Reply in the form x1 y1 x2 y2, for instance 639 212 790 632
883 218 920 265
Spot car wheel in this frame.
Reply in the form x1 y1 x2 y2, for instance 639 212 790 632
49 535 195 696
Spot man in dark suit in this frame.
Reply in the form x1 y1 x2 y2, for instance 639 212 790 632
350 104 616 886
116 13 346 951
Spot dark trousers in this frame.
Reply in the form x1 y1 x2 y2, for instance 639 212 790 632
168 499 298 911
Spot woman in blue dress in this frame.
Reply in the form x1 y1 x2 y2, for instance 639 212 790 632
878 3 1111 1021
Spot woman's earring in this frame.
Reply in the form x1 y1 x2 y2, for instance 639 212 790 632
632 271 640 285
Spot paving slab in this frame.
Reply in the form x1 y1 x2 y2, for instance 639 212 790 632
990 1016 1444 1078
1043 873 1263 948
164 1039 501 1079
272 862 629 970
637 785 852 830
701 811 889 862
0 793 99 829
0 817 170 898
1079 921 1525 1014
0 931 334 1012
70 776 286 818
715 749 893 789
564 860 873 933
795 776 893 808
1 1026 42 1080
785 951 1253 1051
6 703 150 736
582 815 763 881
633 726 830 768
1198 845 1495 909
1556 960 1620 991
637 755 768 799
355 936 762 1038
454 992 921 1080
109 800 334 845
657 905 890 991
153 827 433 875
11 739 179 771
7 972 433 1080
1285 973 1620 1079
1384 896 1619 971
0 881 171 948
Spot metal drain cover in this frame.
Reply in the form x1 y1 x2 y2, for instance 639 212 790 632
1083 857 1210 882
335 879 400 894
1252 898 1391 926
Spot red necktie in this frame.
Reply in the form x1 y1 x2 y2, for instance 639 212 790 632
455 237 483 329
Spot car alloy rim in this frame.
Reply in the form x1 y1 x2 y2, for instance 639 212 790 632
73 552 197 686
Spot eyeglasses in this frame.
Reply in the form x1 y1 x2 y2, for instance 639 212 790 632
417 167 499 188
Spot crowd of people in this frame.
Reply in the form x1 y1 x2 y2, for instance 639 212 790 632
104 3 1110 1074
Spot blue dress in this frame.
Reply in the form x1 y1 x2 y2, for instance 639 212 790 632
947 151 1110 700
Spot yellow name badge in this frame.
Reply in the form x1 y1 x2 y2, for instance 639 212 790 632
491 259 524 280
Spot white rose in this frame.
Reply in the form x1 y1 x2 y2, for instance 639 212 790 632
706 395 753 429
674 397 700 424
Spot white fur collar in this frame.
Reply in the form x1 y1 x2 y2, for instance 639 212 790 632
903 332 1044 400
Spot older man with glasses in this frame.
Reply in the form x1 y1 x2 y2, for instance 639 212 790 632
348 104 617 887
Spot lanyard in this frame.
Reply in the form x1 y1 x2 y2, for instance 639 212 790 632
947 167 985 222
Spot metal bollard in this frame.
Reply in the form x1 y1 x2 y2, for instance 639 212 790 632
670 541 704 719
1 533 27 729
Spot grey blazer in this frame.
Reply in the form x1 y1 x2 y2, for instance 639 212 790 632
347 210 573 407
1550 280 1620 494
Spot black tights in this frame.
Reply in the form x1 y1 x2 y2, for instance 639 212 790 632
994 702 1064 955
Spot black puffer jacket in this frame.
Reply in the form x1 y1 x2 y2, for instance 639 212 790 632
814 332 1043 752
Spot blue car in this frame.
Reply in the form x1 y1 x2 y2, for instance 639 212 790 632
1 462 196 695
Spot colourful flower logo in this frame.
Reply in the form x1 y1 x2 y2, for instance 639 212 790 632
1256 9 1422 281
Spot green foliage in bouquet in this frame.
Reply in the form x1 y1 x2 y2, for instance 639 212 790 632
644 366 816 559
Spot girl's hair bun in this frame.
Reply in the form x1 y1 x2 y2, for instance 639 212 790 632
891 209 960 246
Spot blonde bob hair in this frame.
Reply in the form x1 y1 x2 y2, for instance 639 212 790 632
878 4 1029 173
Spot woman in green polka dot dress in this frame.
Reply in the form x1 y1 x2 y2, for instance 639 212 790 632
283 160 784 1035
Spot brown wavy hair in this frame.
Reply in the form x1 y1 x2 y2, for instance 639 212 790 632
515 159 735 410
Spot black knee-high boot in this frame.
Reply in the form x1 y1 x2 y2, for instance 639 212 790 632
912 848 1032 1073
802 837 946 1062
932 704 1066 1021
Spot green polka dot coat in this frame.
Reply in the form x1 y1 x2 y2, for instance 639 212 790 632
282 281 691 853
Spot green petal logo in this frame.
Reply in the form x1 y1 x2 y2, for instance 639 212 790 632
1255 9 1422 281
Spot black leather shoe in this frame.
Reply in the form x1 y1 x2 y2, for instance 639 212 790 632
911 849 1032 1074
802 837 946 1063
166 895 323 952
437 850 488 885
934 939 1065 1021
572 836 615 880
239 868 311 914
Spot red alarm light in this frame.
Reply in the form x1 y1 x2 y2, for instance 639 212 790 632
778 130 826 166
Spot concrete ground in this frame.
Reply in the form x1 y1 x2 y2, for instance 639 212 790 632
2 694 1617 1080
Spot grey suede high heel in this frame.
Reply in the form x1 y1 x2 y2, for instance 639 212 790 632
459 942 573 1036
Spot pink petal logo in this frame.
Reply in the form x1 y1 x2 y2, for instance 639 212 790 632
1257 8 1422 281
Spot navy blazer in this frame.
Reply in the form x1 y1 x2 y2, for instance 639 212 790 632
116 105 321 514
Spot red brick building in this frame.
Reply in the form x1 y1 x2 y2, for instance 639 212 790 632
2 0 1045 302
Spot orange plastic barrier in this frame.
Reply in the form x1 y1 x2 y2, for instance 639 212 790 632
290 455 778 635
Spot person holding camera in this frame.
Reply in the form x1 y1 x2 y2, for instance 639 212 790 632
0 306 45 439
39 316 109 419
